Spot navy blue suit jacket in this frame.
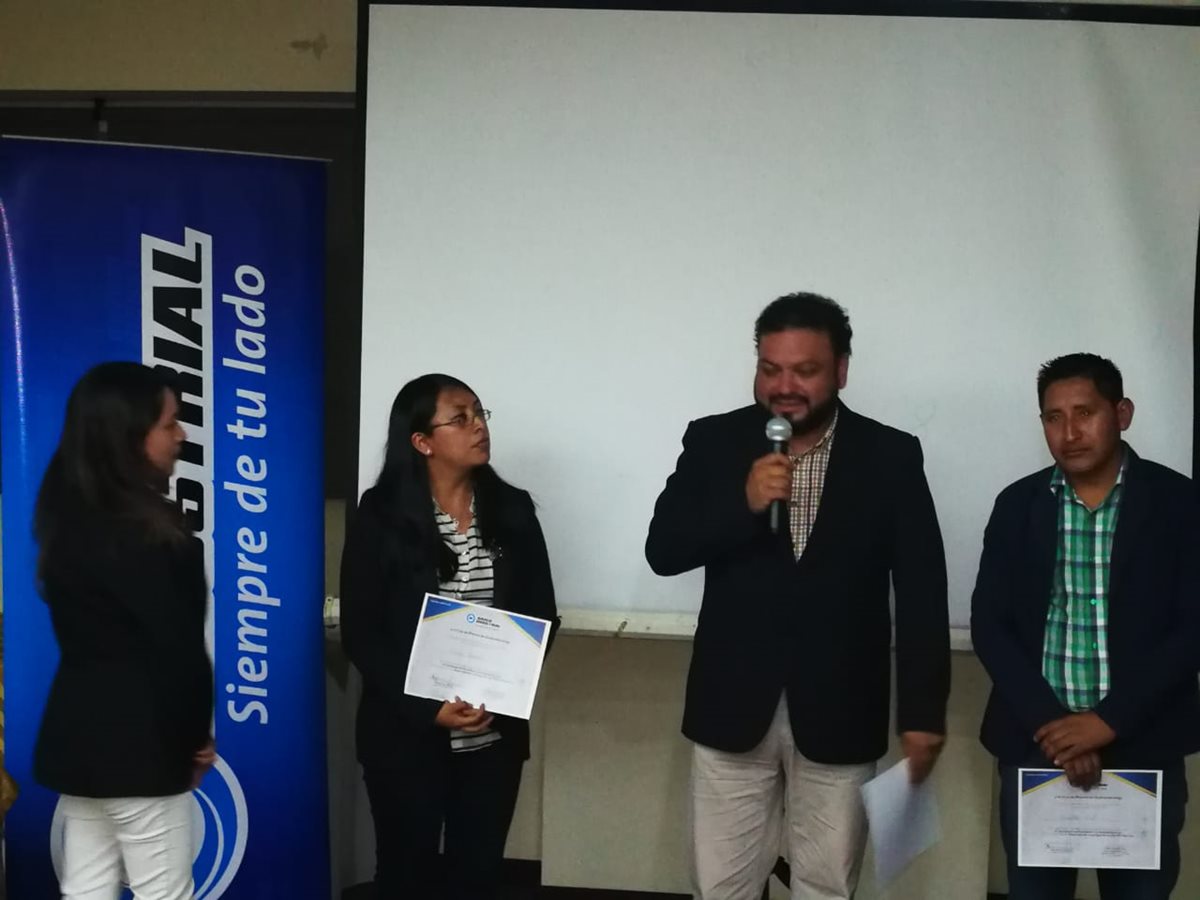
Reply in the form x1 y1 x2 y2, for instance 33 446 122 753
971 449 1200 766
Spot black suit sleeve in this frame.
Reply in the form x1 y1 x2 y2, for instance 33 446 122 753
890 436 951 735
1094 494 1200 736
645 420 765 576
340 496 442 729
970 494 1068 736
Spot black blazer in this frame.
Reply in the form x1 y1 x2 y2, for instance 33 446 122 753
35 515 212 798
971 450 1200 767
341 482 559 768
645 403 950 764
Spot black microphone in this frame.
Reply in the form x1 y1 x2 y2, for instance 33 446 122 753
765 416 792 534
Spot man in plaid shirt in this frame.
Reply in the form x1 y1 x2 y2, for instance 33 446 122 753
648 293 949 900
972 353 1200 900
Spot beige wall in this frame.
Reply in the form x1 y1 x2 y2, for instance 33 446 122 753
537 640 998 898
0 1 356 93
321 503 1200 897
535 639 1200 899
1 1 1194 95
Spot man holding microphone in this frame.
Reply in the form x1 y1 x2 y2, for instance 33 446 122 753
646 291 951 900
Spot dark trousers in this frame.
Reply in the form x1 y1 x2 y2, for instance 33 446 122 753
363 740 525 900
999 760 1188 900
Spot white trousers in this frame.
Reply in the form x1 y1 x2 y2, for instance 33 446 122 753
691 695 876 900
58 794 195 900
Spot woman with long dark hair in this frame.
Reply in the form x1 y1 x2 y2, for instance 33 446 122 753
341 373 558 899
34 362 214 900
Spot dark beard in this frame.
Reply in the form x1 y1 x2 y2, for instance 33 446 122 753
782 391 838 437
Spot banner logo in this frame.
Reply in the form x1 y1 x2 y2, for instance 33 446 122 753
192 757 250 898
141 226 216 655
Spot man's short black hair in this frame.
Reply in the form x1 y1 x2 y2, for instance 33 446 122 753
1037 353 1124 408
754 292 852 357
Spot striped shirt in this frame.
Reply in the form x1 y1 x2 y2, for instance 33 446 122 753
787 410 838 560
1041 459 1125 711
435 500 502 752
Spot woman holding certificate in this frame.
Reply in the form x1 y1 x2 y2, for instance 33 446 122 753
341 373 559 899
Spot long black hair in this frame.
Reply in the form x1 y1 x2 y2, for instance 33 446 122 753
34 362 186 580
372 373 522 582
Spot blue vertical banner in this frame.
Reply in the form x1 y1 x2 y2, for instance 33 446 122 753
0 137 329 899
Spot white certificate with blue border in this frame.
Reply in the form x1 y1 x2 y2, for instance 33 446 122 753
1017 769 1162 870
404 593 551 719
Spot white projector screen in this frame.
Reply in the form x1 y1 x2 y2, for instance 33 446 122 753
360 5 1199 633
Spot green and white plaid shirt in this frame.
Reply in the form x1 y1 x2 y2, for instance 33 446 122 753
1042 457 1126 711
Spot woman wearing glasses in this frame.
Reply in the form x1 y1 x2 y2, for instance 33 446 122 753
341 373 559 899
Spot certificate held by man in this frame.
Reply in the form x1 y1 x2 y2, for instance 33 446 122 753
404 593 551 719
1018 769 1163 870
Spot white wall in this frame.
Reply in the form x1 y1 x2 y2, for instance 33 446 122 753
360 6 1200 630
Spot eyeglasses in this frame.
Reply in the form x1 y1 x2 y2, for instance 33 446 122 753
429 409 492 430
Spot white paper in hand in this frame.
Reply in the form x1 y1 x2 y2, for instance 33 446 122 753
860 758 942 887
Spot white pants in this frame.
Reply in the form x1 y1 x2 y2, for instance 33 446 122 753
59 794 195 900
691 695 876 900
